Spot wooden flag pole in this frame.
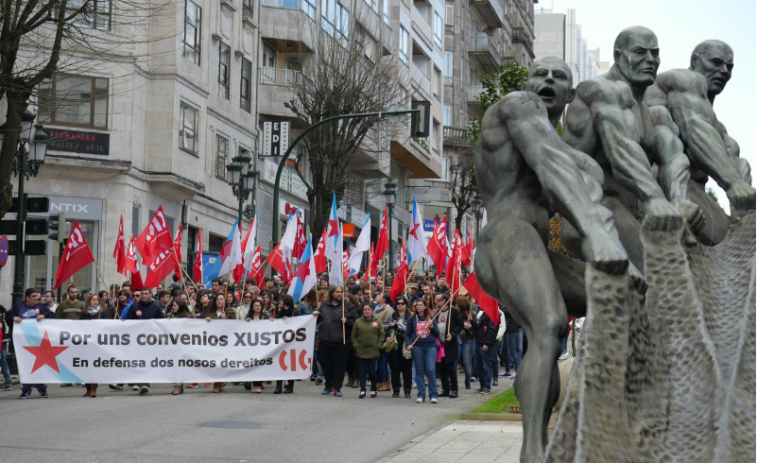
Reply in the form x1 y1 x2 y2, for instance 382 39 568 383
408 284 461 348
342 286 346 345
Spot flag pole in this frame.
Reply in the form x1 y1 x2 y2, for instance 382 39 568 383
342 285 346 345
408 285 460 348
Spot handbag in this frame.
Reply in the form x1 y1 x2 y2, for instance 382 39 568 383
435 338 445 363
402 342 412 359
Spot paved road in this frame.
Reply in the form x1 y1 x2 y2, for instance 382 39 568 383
0 376 513 463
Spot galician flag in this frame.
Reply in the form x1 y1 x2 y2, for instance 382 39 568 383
288 238 317 302
324 192 341 265
328 222 344 286
218 218 243 277
348 214 371 274
407 197 426 264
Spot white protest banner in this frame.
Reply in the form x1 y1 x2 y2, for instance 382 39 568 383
13 317 316 384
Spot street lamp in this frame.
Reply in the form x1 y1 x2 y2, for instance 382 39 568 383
384 181 397 272
472 194 483 240
2 107 49 306
226 148 258 218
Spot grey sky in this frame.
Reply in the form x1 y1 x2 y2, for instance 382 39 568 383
538 0 756 205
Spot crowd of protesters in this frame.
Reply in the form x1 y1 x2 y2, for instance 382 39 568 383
1 270 529 402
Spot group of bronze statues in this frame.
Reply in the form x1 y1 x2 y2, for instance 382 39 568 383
474 26 755 463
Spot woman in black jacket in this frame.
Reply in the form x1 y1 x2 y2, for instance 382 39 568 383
274 295 296 394
314 286 357 397
437 293 464 398
387 295 413 398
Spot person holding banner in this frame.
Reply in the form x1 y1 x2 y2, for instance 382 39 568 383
166 299 194 396
273 295 297 394
125 289 164 395
10 289 56 399
80 294 114 398
56 285 85 320
351 303 384 399
315 286 356 398
206 293 235 394
235 292 254 320
243 299 270 394
406 298 440 404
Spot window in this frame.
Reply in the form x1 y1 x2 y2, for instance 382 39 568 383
38 74 109 129
444 51 453 85
443 104 452 126
434 12 443 46
382 0 390 24
67 0 111 30
218 42 231 99
445 4 453 25
399 27 409 63
216 135 229 179
243 0 254 16
301 0 316 18
179 102 199 155
241 58 252 112
364 0 377 13
262 43 276 68
322 0 349 40
183 0 202 65
441 156 449 181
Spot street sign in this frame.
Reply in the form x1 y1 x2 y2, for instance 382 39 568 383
0 219 49 236
262 121 290 156
0 235 8 267
8 196 49 214
9 240 46 256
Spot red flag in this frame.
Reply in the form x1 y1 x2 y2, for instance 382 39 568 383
375 205 389 260
143 248 176 289
314 229 328 274
246 245 263 284
461 226 474 268
446 229 463 281
427 217 448 274
173 222 183 280
232 222 247 284
463 272 499 326
193 228 203 283
124 235 138 275
266 242 293 284
130 266 144 290
135 205 173 266
364 242 376 282
113 215 126 276
293 215 308 260
390 241 409 301
54 221 95 289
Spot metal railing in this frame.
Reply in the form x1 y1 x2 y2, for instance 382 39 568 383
259 67 304 86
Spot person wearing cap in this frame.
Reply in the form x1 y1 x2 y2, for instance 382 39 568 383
9 289 55 399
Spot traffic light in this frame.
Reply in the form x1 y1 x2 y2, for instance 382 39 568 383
48 212 67 243
411 100 431 138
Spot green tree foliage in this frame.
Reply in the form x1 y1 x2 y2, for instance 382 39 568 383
469 62 530 148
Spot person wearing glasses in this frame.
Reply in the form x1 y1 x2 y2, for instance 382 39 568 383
388 295 413 398
235 291 254 320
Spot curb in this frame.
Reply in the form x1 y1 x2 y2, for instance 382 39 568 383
458 413 522 421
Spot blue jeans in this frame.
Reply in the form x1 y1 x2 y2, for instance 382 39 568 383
506 331 523 371
1 343 11 385
377 350 389 382
474 344 495 391
21 383 47 394
460 340 475 384
411 344 438 399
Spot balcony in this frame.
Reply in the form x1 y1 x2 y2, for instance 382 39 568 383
258 67 303 120
467 85 483 106
468 35 502 73
443 126 469 147
409 179 452 203
261 0 317 52
469 0 505 29
391 126 442 179
512 27 535 59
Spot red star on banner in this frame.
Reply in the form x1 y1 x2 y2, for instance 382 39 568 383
22 331 69 374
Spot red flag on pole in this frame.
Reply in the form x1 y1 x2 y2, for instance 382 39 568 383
375 205 389 260
144 248 176 289
135 205 173 266
266 242 293 284
193 228 203 283
313 229 328 274
54 221 95 289
364 242 375 283
113 215 126 276
461 226 474 269
427 217 449 274
131 265 145 290
447 230 463 295
390 241 409 301
246 245 263 284
124 235 138 275
462 272 499 326
173 221 183 280
293 214 308 261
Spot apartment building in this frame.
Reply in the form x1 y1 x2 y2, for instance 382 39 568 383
255 0 444 258
436 0 536 236
2 0 261 299
534 8 601 85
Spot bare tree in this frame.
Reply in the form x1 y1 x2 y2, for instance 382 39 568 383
449 152 476 232
284 16 406 243
0 0 173 219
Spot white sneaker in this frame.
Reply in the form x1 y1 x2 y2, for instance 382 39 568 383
416 397 424 403
430 398 438 404
132 385 139 391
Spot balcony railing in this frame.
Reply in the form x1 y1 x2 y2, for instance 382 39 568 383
469 35 502 72
262 0 316 19
443 126 469 146
259 67 305 86
469 0 505 29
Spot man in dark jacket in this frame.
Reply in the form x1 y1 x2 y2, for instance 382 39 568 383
9 288 56 398
315 286 357 397
125 288 164 395
504 308 523 379
472 309 498 395
438 294 464 398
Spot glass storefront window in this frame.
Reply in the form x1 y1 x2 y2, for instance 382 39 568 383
27 220 97 293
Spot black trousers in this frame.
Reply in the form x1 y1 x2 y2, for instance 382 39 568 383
357 358 377 392
276 380 294 391
388 348 413 394
440 341 459 393
319 342 348 391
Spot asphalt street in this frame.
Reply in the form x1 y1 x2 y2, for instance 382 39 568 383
0 374 512 463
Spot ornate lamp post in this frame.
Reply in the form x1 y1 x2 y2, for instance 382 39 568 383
0 108 49 306
226 148 258 218
383 181 397 272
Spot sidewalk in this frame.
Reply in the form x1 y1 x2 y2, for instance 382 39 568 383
377 419 522 463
